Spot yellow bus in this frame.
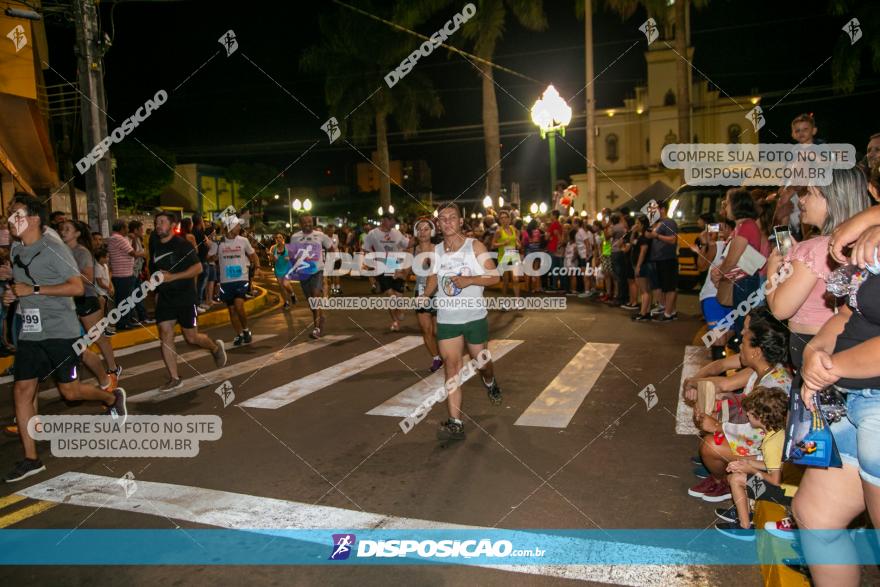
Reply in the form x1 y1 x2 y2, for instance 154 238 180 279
665 184 728 290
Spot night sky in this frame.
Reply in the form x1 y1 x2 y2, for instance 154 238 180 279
43 0 880 202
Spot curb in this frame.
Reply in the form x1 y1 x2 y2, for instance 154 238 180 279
0 285 274 372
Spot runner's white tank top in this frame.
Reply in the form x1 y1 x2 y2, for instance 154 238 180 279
434 238 486 324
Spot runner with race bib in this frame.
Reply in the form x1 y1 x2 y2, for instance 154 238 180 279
420 203 502 442
288 214 335 339
218 218 258 346
364 213 410 332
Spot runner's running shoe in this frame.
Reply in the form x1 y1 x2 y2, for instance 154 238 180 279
484 378 502 405
429 358 443 373
4 458 45 483
437 419 465 441
107 388 127 423
213 339 228 368
243 329 253 344
233 334 244 347
160 378 184 392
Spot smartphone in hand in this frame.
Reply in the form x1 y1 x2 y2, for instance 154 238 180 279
773 225 793 256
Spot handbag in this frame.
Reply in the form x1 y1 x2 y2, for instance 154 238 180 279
785 390 842 468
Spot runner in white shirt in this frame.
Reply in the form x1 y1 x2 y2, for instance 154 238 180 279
363 213 411 331
420 203 502 442
289 214 335 338
217 220 258 346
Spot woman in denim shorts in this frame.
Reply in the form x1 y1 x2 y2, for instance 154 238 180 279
796 244 880 585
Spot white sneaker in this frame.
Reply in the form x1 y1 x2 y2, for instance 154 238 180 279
196 306 207 314
650 305 665 316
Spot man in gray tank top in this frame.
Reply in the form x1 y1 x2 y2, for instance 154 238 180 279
420 202 502 442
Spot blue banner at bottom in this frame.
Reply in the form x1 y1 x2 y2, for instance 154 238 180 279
1 529 879 565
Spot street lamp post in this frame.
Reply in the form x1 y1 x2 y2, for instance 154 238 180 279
287 188 293 229
531 85 572 203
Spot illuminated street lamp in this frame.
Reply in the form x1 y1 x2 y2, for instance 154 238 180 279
539 202 548 215
388 204 395 214
482 195 492 209
531 85 572 199
378 206 384 216
529 203 538 214
497 196 504 208
274 194 279 200
303 198 313 212
292 198 302 210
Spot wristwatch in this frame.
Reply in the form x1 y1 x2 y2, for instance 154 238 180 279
33 285 40 295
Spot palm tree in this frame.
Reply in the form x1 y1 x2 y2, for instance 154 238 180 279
301 3 442 209
829 0 880 93
396 0 547 199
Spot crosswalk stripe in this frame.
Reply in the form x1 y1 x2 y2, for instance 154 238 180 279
515 342 619 429
0 494 27 510
127 335 352 404
675 346 709 436
366 339 524 418
19 472 705 585
240 336 424 410
37 335 278 402
0 500 57 528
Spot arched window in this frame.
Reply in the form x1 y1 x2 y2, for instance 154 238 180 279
728 124 742 144
605 133 619 162
664 89 676 106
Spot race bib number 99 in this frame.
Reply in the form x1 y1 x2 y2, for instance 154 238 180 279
22 308 42 333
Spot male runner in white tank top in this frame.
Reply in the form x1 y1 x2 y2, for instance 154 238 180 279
421 202 502 441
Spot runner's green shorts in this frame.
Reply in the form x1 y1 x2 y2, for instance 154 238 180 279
436 317 489 344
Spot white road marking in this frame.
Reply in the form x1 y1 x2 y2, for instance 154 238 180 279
675 346 710 435
366 339 524 417
240 336 424 409
38 335 277 401
19 472 709 586
515 343 619 429
127 335 352 404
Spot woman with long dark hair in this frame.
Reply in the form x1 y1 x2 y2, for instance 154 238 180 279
59 219 121 389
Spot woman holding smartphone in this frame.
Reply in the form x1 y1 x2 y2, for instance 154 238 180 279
765 168 871 384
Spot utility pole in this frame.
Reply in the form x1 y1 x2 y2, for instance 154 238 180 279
584 0 597 215
73 0 114 236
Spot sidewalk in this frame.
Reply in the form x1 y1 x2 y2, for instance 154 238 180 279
0 285 276 373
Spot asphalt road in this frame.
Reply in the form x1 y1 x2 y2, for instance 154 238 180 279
0 273 762 586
